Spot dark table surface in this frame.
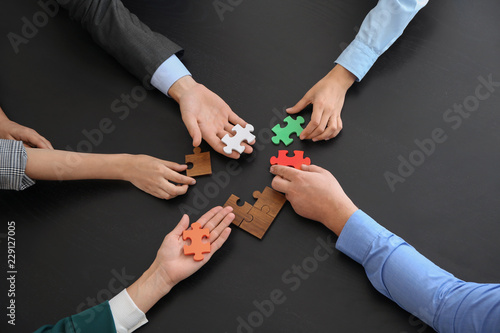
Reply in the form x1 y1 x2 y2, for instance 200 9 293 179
1 0 500 332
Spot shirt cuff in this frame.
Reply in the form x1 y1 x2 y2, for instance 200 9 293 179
109 289 148 333
335 39 379 81
0 139 35 191
151 54 191 97
335 209 387 264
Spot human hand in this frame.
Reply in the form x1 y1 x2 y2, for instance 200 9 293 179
286 65 356 141
270 164 357 235
169 76 254 159
0 108 53 149
127 206 234 313
123 154 196 200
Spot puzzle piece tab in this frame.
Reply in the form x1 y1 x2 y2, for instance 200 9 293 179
270 150 311 170
182 222 210 261
223 194 252 226
222 124 255 155
252 186 286 218
185 147 212 177
271 116 305 146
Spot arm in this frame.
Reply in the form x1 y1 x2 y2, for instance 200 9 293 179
270 164 500 332
0 106 52 149
59 0 254 159
24 148 195 200
34 207 234 333
288 0 428 141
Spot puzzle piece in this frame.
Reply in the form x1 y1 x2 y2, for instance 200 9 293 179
239 206 275 239
221 124 255 155
271 116 305 146
182 222 210 261
185 147 212 177
223 186 287 239
252 186 286 218
270 150 311 170
223 194 252 226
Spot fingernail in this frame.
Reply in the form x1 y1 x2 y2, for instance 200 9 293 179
191 180 196 185
286 108 291 111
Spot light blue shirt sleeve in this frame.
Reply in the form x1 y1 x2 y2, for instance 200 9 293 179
151 54 191 96
335 0 428 81
336 210 500 332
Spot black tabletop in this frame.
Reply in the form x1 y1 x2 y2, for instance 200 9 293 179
1 1 500 332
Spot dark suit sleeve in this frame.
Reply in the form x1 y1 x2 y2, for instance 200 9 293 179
33 301 116 333
57 0 183 88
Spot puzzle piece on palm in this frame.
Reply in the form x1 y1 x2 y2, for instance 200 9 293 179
182 222 210 261
223 194 253 226
270 150 311 170
185 147 212 177
222 124 255 155
271 116 305 146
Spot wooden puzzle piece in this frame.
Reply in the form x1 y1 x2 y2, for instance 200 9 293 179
221 124 256 155
239 206 275 239
185 147 212 177
252 186 286 218
223 194 252 226
271 116 305 146
270 150 311 170
182 222 210 261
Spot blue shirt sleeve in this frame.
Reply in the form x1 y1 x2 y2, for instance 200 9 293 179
151 54 191 97
336 210 500 332
335 0 428 81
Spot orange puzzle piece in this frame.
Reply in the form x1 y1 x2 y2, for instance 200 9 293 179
183 222 210 261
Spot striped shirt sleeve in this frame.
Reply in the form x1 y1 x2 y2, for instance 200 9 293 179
0 139 35 191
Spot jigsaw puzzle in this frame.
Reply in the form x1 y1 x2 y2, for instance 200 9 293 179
271 116 305 146
223 186 286 239
222 124 255 155
270 150 311 170
223 194 253 226
185 147 212 177
182 222 210 261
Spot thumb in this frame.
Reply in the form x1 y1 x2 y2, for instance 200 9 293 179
172 214 190 236
301 164 326 174
183 116 202 147
286 95 310 114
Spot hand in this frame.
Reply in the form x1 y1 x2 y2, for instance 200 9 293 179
270 164 357 235
286 65 356 141
123 155 196 200
169 76 254 159
127 206 234 313
0 108 53 149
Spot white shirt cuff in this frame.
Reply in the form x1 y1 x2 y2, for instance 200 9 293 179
151 54 191 97
109 289 148 333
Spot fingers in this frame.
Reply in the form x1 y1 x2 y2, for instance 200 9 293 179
228 111 248 128
195 206 225 229
201 206 233 231
308 109 330 141
208 227 231 255
270 164 301 181
301 164 327 174
300 102 323 140
22 129 54 149
286 95 310 115
183 116 202 147
271 175 291 194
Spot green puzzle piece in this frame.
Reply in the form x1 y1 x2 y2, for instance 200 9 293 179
271 116 305 146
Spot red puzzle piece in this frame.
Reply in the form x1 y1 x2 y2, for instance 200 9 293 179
270 150 311 169
182 222 210 261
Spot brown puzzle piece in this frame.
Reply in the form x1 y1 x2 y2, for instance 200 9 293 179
239 206 275 239
185 147 212 177
252 187 286 218
223 194 252 226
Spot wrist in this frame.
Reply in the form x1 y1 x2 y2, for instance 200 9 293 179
168 76 198 103
115 154 135 181
126 265 172 314
328 65 356 91
323 200 358 236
